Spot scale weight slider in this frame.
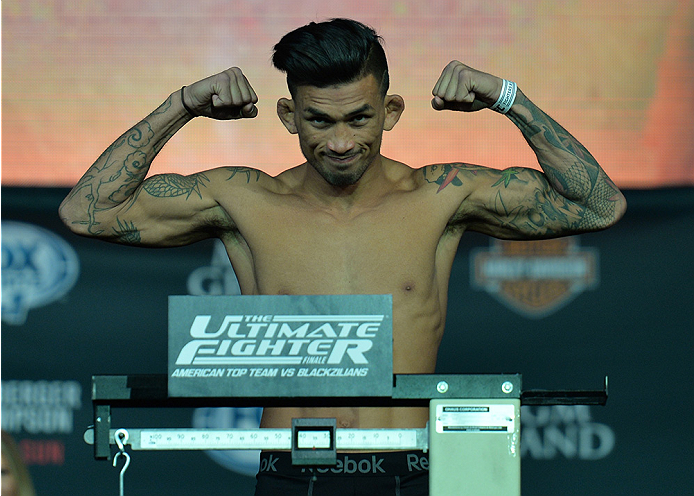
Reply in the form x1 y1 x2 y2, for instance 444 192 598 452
291 418 337 466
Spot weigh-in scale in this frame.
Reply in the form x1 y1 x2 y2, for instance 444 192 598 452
85 295 608 495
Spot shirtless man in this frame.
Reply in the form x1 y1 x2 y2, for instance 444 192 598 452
59 18 625 496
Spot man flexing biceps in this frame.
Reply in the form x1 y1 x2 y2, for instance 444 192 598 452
60 18 625 496
430 60 624 238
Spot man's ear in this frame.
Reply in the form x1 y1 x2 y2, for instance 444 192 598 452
277 98 298 134
383 94 405 131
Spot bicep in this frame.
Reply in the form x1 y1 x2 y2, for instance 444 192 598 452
101 172 233 246
458 167 586 239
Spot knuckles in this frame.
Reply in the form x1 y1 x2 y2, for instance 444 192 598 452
190 67 258 119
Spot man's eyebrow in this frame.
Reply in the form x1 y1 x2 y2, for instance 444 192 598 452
304 107 331 118
303 104 374 119
344 104 374 117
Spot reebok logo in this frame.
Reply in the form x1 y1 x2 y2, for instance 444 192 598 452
406 454 429 472
302 455 386 474
259 454 279 472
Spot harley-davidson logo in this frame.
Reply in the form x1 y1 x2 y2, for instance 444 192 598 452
471 237 598 318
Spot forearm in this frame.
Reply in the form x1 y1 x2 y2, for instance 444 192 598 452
59 90 192 235
506 90 626 228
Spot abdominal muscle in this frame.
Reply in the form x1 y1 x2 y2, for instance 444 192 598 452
258 311 441 433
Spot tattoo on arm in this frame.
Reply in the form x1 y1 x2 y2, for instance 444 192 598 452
425 161 593 236
66 95 181 236
429 93 625 236
112 218 141 244
225 167 261 183
491 169 528 188
423 163 488 192
484 173 586 237
142 172 210 199
151 96 172 116
509 94 623 227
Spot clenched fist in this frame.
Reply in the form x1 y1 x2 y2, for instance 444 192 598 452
431 61 504 112
183 67 258 120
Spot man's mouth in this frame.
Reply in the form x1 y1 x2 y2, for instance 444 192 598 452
325 153 359 165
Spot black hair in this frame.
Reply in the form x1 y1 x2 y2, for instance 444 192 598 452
272 18 389 97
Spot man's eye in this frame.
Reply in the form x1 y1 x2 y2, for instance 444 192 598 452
351 115 369 125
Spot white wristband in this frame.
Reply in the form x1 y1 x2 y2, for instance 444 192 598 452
489 79 517 114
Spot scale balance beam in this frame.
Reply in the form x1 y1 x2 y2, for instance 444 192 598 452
88 373 606 458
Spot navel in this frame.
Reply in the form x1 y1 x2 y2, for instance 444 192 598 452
338 419 353 428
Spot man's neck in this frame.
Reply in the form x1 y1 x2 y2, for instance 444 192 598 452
300 155 393 210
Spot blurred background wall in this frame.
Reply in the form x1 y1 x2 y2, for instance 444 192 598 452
2 1 693 494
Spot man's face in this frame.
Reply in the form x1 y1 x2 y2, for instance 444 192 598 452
287 75 392 187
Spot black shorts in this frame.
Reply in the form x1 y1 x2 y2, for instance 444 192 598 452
255 450 429 496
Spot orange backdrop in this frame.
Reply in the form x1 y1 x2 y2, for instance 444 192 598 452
3 0 693 188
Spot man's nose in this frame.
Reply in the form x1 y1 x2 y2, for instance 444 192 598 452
327 124 355 154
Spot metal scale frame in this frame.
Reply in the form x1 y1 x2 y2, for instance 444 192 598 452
87 372 608 496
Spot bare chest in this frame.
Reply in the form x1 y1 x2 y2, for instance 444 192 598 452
227 197 452 296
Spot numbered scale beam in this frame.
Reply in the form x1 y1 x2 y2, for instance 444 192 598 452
90 373 607 460
85 427 428 452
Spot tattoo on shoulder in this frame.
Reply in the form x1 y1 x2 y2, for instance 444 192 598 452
225 167 261 183
143 173 210 199
423 163 488 193
113 218 141 244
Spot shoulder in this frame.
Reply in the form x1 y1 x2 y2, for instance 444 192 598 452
374 159 490 200
419 162 496 195
415 162 514 231
198 166 287 197
204 166 273 185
